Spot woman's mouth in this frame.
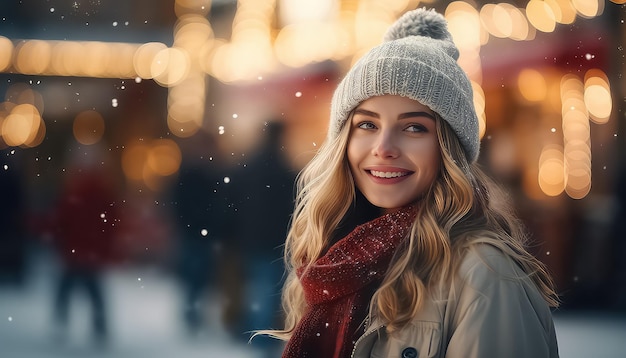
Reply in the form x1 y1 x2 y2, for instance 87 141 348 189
369 170 410 179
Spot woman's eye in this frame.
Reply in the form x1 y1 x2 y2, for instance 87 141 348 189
357 122 377 130
406 124 427 133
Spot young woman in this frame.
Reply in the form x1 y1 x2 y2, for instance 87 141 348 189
263 8 560 358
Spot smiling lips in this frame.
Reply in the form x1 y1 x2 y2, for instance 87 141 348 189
370 170 410 178
366 168 414 184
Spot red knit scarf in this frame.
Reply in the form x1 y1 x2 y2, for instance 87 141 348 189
282 205 417 358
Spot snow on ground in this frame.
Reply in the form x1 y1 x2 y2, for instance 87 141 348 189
1 252 624 358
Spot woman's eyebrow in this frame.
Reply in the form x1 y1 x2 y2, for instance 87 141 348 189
353 109 436 120
353 108 379 118
398 111 436 120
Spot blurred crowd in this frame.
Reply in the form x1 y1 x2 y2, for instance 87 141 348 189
0 122 295 357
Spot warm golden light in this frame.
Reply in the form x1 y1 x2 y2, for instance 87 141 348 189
572 0 604 18
206 0 277 82
73 110 105 145
552 0 578 23
175 0 212 17
0 0 606 85
0 0 611 200
121 139 182 188
492 4 514 38
122 143 149 181
353 6 394 52
107 43 137 78
446 2 482 50
208 43 230 81
1 104 43 147
471 81 487 139
173 14 214 54
7 40 142 78
518 68 547 102
6 85 44 113
446 3 483 83
526 0 557 33
584 69 612 124
562 109 589 142
0 36 13 72
559 73 592 199
279 0 337 25
134 42 168 79
81 42 112 78
480 4 505 38
505 4 531 41
151 47 191 87
538 144 566 196
544 0 577 24
169 14 210 133
147 139 182 176
584 85 612 123
275 22 347 68
167 75 205 137
50 41 82 76
14 40 52 75
0 84 47 148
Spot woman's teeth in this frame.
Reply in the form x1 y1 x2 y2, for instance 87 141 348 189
370 170 408 178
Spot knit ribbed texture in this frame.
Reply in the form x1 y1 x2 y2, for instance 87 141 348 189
329 8 480 162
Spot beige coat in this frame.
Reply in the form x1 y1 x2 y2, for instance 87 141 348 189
351 244 559 358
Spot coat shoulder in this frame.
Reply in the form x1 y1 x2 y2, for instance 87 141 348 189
455 242 532 295
457 243 527 281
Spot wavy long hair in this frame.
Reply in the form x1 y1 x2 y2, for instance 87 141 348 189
265 112 559 339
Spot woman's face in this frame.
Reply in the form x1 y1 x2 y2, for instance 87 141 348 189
347 95 441 213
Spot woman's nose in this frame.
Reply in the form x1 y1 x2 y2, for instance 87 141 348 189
372 131 399 158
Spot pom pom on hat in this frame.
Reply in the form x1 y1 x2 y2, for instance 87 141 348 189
328 8 480 162
383 8 459 60
384 8 454 44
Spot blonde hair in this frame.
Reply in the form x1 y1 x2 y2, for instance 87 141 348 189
264 113 559 339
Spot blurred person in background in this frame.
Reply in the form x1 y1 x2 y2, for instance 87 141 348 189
0 148 27 285
172 136 230 337
261 8 560 358
49 143 120 347
608 165 626 311
226 121 295 357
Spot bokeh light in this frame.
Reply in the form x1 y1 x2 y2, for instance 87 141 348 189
1 104 45 147
0 36 13 72
518 68 548 102
73 110 106 146
526 0 557 33
584 69 612 124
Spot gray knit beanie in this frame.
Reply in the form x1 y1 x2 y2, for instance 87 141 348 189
329 8 480 162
